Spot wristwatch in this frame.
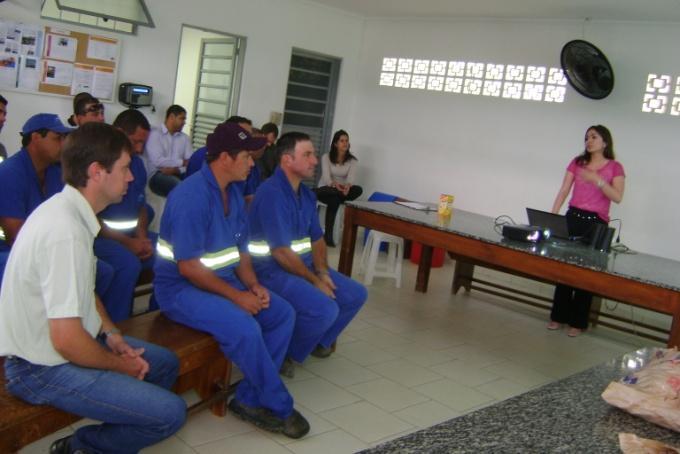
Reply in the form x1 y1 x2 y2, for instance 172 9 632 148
99 327 122 341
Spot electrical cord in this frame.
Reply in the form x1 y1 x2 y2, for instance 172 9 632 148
608 218 636 254
493 215 516 236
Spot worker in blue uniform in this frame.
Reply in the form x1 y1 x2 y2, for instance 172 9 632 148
97 109 158 315
154 122 310 439
248 132 367 376
0 114 111 298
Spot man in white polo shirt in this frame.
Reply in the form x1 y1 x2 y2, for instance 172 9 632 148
0 122 186 453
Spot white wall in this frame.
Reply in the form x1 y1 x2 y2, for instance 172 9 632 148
0 0 364 152
349 18 680 260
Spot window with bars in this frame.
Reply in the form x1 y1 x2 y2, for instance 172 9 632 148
281 50 341 186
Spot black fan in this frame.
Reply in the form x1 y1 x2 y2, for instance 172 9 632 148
560 40 614 100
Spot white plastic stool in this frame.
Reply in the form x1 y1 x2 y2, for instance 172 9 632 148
359 230 403 288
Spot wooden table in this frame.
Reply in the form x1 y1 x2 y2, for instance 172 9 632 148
338 202 680 347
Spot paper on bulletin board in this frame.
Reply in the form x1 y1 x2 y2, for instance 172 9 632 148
0 54 18 88
71 63 94 94
87 36 118 62
19 26 43 57
42 59 74 86
18 56 40 90
0 20 20 54
92 66 114 100
45 33 77 62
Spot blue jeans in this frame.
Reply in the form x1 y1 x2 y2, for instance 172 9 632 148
4 336 186 453
149 172 182 197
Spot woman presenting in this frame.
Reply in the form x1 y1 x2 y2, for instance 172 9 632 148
315 130 363 247
548 125 625 337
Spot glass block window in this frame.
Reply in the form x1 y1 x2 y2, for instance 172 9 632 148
379 56 566 103
641 73 680 116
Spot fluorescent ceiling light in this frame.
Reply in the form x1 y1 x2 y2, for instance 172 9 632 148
55 0 154 27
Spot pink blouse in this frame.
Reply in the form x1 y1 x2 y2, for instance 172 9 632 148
567 158 625 222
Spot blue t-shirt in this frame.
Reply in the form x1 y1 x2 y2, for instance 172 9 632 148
185 146 206 178
98 154 148 230
154 162 249 297
0 148 64 251
248 167 323 275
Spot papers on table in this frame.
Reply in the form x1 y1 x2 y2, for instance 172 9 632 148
394 201 435 211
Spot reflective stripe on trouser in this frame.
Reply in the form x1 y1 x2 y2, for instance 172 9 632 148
157 238 240 270
156 280 296 418
258 268 367 363
102 218 139 231
247 237 312 257
0 227 5 241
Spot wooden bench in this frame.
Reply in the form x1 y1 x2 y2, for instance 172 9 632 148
0 310 232 453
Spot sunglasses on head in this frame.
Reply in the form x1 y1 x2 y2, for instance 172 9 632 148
81 103 104 115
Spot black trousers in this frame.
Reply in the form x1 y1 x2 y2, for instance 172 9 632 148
314 185 363 242
550 207 607 329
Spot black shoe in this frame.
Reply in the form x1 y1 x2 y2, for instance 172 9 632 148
228 399 310 439
310 344 333 358
228 399 283 432
280 357 296 378
282 409 310 439
324 237 336 248
50 436 72 454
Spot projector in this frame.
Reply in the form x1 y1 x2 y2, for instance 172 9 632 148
502 224 549 243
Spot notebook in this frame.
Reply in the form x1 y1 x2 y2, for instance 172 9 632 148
526 208 570 240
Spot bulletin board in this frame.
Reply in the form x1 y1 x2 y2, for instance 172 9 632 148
0 20 120 101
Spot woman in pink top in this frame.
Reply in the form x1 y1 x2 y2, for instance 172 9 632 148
548 125 625 337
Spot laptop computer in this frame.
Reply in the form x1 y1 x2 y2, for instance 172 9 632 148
526 208 570 240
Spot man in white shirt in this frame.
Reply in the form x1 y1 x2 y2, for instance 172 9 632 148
0 122 186 453
145 104 193 196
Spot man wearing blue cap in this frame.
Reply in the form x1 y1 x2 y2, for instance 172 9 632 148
154 121 310 439
0 114 116 303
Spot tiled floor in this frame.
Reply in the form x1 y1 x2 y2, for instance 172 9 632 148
20 245 653 454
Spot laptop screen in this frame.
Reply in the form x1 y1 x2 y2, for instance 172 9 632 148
526 208 570 239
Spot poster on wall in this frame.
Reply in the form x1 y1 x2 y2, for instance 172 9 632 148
0 54 18 88
44 33 77 62
42 59 74 86
92 67 114 99
18 56 40 90
87 36 118 62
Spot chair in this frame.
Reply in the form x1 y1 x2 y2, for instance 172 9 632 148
359 229 403 288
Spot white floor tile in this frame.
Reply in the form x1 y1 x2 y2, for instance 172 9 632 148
382 342 454 367
302 356 380 387
476 378 531 401
393 400 461 429
319 401 414 444
429 359 501 387
285 377 361 413
286 429 368 454
367 358 443 387
414 379 496 412
259 404 337 445
175 410 254 447
346 378 430 412
142 436 197 453
336 339 399 366
19 428 73 454
193 431 292 454
350 326 414 349
483 361 554 388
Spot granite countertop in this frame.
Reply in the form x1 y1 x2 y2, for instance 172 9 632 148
347 201 680 292
360 348 680 453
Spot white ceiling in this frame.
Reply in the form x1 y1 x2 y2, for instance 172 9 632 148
307 0 680 22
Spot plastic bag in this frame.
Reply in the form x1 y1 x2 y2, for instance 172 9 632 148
602 348 680 432
619 433 679 454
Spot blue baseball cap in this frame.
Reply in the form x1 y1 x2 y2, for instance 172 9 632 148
21 113 73 135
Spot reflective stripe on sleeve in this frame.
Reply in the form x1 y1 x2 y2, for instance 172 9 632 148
247 237 312 256
102 218 139 230
156 238 240 270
